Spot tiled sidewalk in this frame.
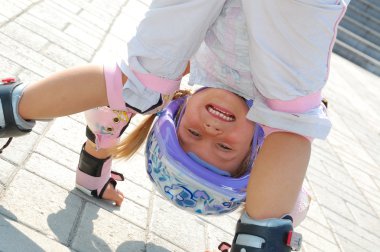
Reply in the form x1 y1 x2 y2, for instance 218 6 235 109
1 0 380 251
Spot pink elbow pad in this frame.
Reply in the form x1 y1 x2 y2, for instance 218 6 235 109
104 61 181 114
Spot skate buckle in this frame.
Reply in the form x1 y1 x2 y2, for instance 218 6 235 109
1 77 16 84
287 231 302 251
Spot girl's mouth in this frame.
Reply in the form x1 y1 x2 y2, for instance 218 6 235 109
206 104 236 122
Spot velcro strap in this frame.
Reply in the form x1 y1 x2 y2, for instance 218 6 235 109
0 79 30 137
232 219 296 252
86 126 96 143
111 171 124 181
104 62 126 110
78 144 109 177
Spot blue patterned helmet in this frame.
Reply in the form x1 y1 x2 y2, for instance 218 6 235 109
145 96 264 215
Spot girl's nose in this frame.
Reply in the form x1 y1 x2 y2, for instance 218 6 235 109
203 123 223 135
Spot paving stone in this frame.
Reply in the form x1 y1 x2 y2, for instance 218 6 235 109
68 112 86 125
117 178 152 208
0 14 7 26
16 13 94 61
113 153 153 191
45 116 87 153
334 234 373 252
17 67 45 85
150 196 206 251
47 0 82 14
71 202 146 252
347 202 380 234
302 198 330 227
0 215 71 252
34 137 79 171
0 55 22 75
0 158 15 187
361 188 380 218
0 1 24 18
0 169 82 244
28 2 71 30
0 32 64 77
32 121 50 135
78 9 114 31
310 184 354 220
147 233 187 252
299 216 338 246
205 224 234 252
0 131 39 165
24 152 76 191
299 222 341 252
86 189 149 230
324 208 380 251
308 166 374 215
1 22 49 51
345 164 378 192
198 214 237 237
64 24 103 49
40 44 88 68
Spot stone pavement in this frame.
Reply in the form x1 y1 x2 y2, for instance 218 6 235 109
0 0 380 251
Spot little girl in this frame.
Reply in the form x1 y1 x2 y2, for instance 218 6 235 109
0 0 350 251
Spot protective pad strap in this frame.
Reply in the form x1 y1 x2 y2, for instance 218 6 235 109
0 79 35 137
104 62 126 110
231 215 302 252
131 68 180 95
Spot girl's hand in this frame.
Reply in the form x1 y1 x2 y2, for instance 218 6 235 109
102 183 125 206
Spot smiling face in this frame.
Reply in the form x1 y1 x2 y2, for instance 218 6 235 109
177 88 255 176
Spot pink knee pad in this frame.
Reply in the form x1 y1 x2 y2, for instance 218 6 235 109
290 187 311 227
85 107 132 149
76 144 124 198
263 91 324 141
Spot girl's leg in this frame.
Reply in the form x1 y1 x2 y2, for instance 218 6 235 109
225 133 309 252
245 132 311 219
19 64 109 120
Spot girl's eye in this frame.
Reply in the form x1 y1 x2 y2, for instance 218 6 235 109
218 143 232 151
188 129 200 137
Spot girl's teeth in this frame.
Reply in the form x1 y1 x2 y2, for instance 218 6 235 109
208 106 234 121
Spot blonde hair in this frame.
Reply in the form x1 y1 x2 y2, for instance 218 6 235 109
111 89 192 160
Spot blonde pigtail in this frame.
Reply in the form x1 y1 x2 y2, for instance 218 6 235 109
112 89 192 160
111 113 156 160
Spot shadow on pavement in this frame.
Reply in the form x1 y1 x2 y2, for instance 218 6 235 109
0 206 45 252
48 191 171 252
